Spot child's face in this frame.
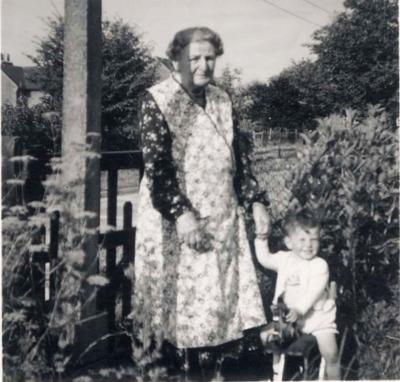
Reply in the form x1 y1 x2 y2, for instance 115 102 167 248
285 226 320 261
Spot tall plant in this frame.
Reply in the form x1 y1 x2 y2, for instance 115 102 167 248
288 106 399 378
2 143 167 381
2 145 109 380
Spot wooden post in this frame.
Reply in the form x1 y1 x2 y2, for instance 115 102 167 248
61 0 106 360
106 167 118 351
122 201 134 319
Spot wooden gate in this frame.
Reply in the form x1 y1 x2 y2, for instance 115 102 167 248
27 150 144 360
97 150 143 353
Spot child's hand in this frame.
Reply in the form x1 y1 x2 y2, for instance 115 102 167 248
253 202 270 238
286 308 301 323
260 326 280 345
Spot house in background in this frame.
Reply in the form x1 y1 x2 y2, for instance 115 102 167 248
2 54 172 108
1 54 44 108
154 57 173 83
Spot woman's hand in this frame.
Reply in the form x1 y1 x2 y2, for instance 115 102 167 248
176 211 204 251
253 202 270 238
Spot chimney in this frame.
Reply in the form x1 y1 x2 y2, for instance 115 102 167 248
1 53 12 67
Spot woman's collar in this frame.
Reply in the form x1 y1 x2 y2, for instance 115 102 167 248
171 72 207 98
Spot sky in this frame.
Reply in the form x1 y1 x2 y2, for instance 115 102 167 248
1 0 344 83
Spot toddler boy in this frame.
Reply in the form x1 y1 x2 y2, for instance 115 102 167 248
255 210 340 380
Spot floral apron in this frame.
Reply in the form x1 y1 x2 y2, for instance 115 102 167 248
133 77 266 348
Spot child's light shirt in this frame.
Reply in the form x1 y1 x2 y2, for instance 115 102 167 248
255 240 337 334
271 250 331 316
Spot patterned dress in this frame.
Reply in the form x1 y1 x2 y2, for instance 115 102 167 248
133 76 268 349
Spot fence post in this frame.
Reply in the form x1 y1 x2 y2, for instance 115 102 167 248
48 211 60 310
106 167 118 351
2 136 24 206
31 225 47 312
122 201 134 319
30 224 54 367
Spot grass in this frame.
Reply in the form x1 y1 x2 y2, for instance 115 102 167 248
252 148 298 222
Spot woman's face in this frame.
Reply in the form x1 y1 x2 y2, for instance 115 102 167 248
174 40 217 92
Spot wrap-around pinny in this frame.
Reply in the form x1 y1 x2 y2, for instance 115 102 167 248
133 76 266 348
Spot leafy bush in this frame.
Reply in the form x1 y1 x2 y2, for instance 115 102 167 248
287 106 399 378
355 285 400 380
2 103 61 158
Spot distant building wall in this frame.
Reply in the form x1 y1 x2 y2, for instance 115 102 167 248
2 71 18 106
27 90 45 108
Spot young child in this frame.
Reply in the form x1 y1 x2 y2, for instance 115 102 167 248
255 210 340 380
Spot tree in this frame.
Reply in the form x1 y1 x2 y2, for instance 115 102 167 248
254 0 398 130
29 16 157 150
279 60 337 119
216 65 254 129
243 81 270 130
101 20 156 150
309 0 398 118
244 76 315 133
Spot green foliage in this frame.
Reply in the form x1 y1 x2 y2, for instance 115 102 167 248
309 0 398 118
279 59 337 120
254 107 399 378
28 16 156 151
243 82 270 129
2 142 168 381
2 204 51 381
288 107 399 377
101 19 156 150
216 66 254 131
29 17 64 112
252 151 296 224
217 66 247 113
289 107 399 307
245 77 315 132
355 287 400 379
2 154 95 380
1 103 61 158
247 0 398 132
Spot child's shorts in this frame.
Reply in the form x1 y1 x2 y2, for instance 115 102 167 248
298 298 337 335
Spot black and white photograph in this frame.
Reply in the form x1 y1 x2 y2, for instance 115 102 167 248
1 0 399 381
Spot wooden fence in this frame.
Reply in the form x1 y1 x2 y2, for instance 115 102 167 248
253 127 300 148
97 150 143 353
2 136 26 205
27 150 143 359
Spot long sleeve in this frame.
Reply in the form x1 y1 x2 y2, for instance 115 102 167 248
232 112 269 212
140 91 193 221
254 239 285 272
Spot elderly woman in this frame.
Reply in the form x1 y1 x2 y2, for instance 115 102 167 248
133 27 270 378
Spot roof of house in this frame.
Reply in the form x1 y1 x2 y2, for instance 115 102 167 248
22 66 42 91
1 62 42 91
154 57 173 83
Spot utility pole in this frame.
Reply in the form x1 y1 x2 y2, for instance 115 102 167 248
62 0 105 361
